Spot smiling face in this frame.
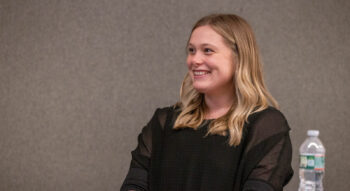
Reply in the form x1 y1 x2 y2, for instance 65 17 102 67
186 25 236 96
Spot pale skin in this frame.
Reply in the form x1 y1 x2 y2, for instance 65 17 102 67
186 25 236 119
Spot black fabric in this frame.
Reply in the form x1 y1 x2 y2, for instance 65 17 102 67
243 179 274 191
121 106 293 191
120 168 148 191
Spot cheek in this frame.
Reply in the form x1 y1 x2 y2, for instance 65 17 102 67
226 63 235 78
227 63 236 80
186 56 192 69
217 58 235 78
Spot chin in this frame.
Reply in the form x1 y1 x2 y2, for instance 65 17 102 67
192 84 209 94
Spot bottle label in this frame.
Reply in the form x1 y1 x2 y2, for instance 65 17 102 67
299 154 325 171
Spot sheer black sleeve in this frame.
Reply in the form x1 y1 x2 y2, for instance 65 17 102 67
120 108 169 191
242 107 294 191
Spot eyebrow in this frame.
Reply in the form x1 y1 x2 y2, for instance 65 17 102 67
187 43 218 49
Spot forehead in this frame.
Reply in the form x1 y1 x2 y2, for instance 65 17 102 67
188 25 226 46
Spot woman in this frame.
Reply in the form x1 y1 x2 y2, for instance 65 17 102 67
121 14 293 191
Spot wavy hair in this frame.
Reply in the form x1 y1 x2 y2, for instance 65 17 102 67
173 14 279 146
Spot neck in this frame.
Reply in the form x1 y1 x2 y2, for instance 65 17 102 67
204 88 235 119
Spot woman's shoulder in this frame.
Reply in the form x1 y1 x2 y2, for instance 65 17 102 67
247 106 290 133
152 104 180 128
154 104 179 118
248 106 287 122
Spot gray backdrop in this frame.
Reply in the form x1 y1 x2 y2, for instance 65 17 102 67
1 0 349 190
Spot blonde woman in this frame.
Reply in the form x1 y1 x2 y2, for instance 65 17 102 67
121 14 293 191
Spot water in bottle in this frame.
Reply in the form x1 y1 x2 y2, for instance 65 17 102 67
298 130 325 191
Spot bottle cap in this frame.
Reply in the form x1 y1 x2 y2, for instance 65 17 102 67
307 130 319 137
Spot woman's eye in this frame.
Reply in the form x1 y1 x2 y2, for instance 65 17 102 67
204 48 213 53
188 47 195 54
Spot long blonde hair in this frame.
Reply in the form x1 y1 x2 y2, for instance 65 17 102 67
173 14 279 146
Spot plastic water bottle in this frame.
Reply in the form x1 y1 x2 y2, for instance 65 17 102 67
298 130 325 191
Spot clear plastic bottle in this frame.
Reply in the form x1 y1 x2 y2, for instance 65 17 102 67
298 130 325 191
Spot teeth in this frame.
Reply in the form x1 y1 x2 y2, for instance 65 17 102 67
194 71 209 76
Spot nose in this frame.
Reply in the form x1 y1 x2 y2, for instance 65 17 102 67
187 53 203 68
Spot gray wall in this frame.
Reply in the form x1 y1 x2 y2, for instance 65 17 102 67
0 0 349 190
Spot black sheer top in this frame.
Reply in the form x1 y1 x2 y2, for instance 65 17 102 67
121 106 293 191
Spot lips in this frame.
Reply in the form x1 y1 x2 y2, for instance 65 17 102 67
193 70 210 76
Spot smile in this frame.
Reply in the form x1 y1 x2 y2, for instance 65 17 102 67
193 70 210 76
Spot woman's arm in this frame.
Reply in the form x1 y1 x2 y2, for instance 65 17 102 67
242 107 294 191
120 107 170 191
120 111 156 191
242 133 293 191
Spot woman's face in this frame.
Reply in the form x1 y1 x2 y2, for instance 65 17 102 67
186 25 235 95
